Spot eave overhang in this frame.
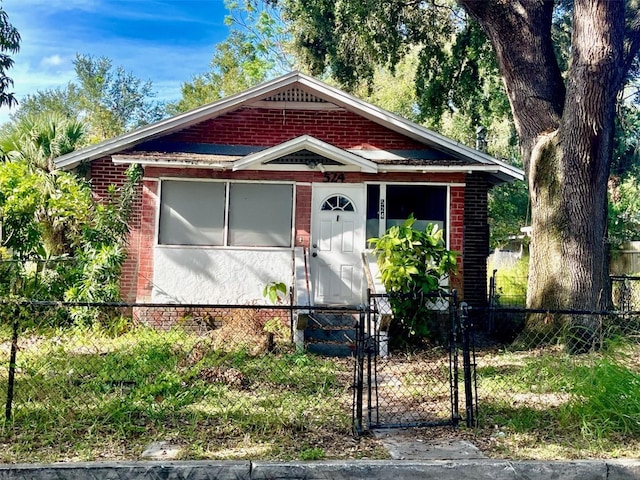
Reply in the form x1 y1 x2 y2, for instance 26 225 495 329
54 71 524 183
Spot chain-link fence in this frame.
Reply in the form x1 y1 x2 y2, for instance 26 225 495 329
475 274 640 443
353 291 470 433
611 275 640 311
3 289 640 461
0 301 358 462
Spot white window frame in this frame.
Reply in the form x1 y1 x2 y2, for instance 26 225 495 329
157 178 296 249
365 182 455 249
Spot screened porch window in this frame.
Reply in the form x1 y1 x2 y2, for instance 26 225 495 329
366 184 447 240
159 180 293 247
159 181 225 245
228 183 293 247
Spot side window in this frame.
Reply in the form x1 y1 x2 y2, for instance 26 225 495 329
366 184 447 239
386 185 446 232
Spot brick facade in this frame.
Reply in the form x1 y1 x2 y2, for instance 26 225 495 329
449 186 465 298
89 158 142 302
88 107 491 305
162 108 429 150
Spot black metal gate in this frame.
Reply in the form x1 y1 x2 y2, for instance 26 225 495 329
353 290 475 434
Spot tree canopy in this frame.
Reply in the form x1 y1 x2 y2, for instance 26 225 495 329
276 0 640 351
169 0 295 114
0 7 19 109
13 54 165 142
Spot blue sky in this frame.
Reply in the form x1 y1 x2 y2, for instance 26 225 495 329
0 0 232 123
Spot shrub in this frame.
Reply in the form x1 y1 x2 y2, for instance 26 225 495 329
369 216 458 346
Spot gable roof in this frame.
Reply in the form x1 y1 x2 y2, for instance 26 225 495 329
54 71 524 182
232 135 378 173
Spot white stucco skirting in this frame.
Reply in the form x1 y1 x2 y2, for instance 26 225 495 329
152 247 293 304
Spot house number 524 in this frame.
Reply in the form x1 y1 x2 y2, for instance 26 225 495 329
322 172 345 183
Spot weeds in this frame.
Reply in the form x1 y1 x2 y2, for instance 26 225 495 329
0 325 352 463
477 339 640 458
562 356 640 440
3 316 640 462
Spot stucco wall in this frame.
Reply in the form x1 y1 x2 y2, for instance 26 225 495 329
151 247 293 304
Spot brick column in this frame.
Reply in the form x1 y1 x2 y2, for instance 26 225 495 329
449 186 465 298
295 184 312 248
463 174 490 309
135 178 159 302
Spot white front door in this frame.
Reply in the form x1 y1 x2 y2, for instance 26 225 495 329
311 184 365 305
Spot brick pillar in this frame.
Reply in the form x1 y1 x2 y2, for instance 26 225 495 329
136 178 159 302
449 186 465 298
463 174 490 309
295 184 312 248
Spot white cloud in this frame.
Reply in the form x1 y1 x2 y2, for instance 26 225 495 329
40 54 64 68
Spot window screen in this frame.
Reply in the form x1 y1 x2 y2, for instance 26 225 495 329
367 184 447 238
159 181 225 245
228 183 293 247
386 185 446 232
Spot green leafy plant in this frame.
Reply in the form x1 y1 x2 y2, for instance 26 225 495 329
609 175 640 248
261 281 290 348
0 158 142 328
369 216 458 345
262 281 287 305
299 446 325 460
370 216 457 294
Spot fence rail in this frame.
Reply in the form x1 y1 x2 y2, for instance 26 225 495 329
480 272 640 447
2 295 640 462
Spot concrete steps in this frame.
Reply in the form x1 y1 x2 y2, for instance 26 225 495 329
305 312 358 357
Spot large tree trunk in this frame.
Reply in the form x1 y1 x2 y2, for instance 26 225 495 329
461 0 627 351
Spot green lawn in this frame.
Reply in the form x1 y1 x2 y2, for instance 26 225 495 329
2 323 640 462
0 325 384 462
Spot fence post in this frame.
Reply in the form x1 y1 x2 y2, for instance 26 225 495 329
488 269 498 333
5 307 19 421
460 302 476 428
352 307 365 435
447 291 459 426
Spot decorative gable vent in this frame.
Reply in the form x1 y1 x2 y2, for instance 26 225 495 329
263 88 327 104
266 149 342 166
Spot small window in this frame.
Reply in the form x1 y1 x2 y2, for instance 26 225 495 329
386 185 446 232
321 195 355 212
366 184 381 241
366 184 447 239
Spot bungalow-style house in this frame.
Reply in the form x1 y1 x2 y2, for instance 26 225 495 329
55 72 523 316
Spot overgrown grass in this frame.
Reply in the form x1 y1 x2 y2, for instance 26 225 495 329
476 339 640 458
488 255 529 307
3 322 640 461
0 325 375 463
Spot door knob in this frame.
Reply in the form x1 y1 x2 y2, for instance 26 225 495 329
312 243 317 248
312 252 318 257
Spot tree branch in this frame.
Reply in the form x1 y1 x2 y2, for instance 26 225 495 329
621 7 640 89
